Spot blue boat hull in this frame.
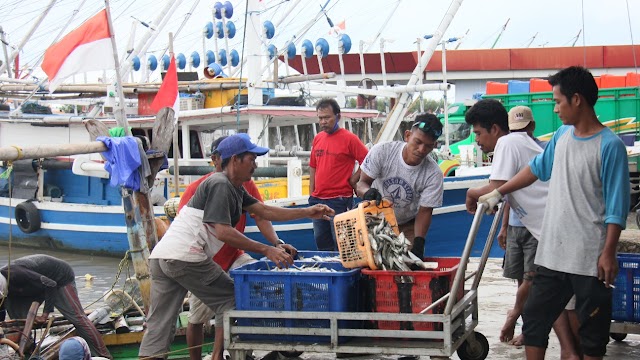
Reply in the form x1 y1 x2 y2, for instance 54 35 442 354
0 175 502 259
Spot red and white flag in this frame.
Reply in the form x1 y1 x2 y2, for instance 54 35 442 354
41 9 115 93
150 55 179 121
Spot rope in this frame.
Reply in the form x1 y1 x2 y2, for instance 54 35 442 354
81 250 133 310
0 161 14 311
10 146 22 160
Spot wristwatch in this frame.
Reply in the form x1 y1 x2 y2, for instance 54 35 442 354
275 239 286 246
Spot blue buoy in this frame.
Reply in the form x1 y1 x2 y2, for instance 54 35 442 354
267 44 277 60
176 53 186 70
205 50 215 65
203 22 214 39
161 54 170 70
315 38 330 58
214 1 233 19
205 62 227 78
301 39 314 58
339 34 352 54
215 22 224 39
132 56 141 71
229 49 239 67
190 51 200 68
214 2 223 19
226 21 236 39
147 55 158 71
263 20 275 39
285 42 296 59
223 1 233 18
218 49 227 66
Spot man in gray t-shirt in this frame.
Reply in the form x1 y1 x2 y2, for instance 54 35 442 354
356 113 444 259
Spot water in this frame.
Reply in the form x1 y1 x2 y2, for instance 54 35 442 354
0 246 131 311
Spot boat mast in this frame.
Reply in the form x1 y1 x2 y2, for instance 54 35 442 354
245 0 268 163
0 0 57 77
120 0 182 81
375 0 464 144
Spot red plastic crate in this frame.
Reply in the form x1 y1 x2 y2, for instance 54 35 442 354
626 72 640 87
361 257 463 331
600 74 626 88
486 81 508 95
530 78 552 92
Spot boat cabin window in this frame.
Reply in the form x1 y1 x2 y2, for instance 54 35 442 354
440 123 471 145
130 129 204 159
167 130 204 159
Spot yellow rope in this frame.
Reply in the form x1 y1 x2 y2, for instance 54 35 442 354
82 250 132 310
10 146 23 160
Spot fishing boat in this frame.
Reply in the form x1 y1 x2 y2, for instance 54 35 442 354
0 0 501 261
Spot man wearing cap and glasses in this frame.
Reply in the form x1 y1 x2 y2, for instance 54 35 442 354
463 100 579 359
139 133 335 360
175 135 295 360
356 113 444 260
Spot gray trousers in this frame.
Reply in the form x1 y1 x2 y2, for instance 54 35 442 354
138 258 235 358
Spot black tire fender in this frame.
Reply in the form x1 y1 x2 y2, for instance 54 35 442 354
15 201 41 234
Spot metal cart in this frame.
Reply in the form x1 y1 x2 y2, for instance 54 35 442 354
224 203 503 360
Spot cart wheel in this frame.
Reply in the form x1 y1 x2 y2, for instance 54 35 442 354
610 332 627 342
457 331 489 360
278 351 304 358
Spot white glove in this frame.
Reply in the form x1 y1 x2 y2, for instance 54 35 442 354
478 189 503 215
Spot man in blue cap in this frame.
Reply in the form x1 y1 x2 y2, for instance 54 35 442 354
139 133 335 360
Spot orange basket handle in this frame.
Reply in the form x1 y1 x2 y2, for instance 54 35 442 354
358 228 365 247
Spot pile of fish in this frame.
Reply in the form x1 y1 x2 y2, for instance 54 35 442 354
366 213 435 271
264 262 339 272
297 255 341 262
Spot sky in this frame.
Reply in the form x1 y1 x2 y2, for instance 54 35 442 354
0 0 639 83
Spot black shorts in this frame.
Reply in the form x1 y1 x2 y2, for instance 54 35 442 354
522 266 612 357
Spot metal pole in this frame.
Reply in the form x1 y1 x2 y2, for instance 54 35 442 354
417 38 424 113
380 39 388 88
0 0 57 76
0 27 12 78
375 0 463 144
444 203 486 315
364 0 402 53
104 0 131 134
168 33 180 198
121 0 181 81
442 41 450 151
471 204 505 290
358 40 366 79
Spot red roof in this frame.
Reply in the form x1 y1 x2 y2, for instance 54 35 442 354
285 45 640 74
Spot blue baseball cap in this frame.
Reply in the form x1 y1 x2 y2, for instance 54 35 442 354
216 133 269 160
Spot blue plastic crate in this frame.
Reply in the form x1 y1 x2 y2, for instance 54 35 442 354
612 253 640 322
229 261 360 342
507 80 530 94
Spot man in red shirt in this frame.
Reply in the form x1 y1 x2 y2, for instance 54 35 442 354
309 98 369 250
177 136 296 360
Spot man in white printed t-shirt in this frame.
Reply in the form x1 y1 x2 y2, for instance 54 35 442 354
356 113 444 260
464 100 579 360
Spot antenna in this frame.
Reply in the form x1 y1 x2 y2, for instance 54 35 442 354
571 29 582 47
491 18 510 49
454 29 470 50
525 32 538 48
